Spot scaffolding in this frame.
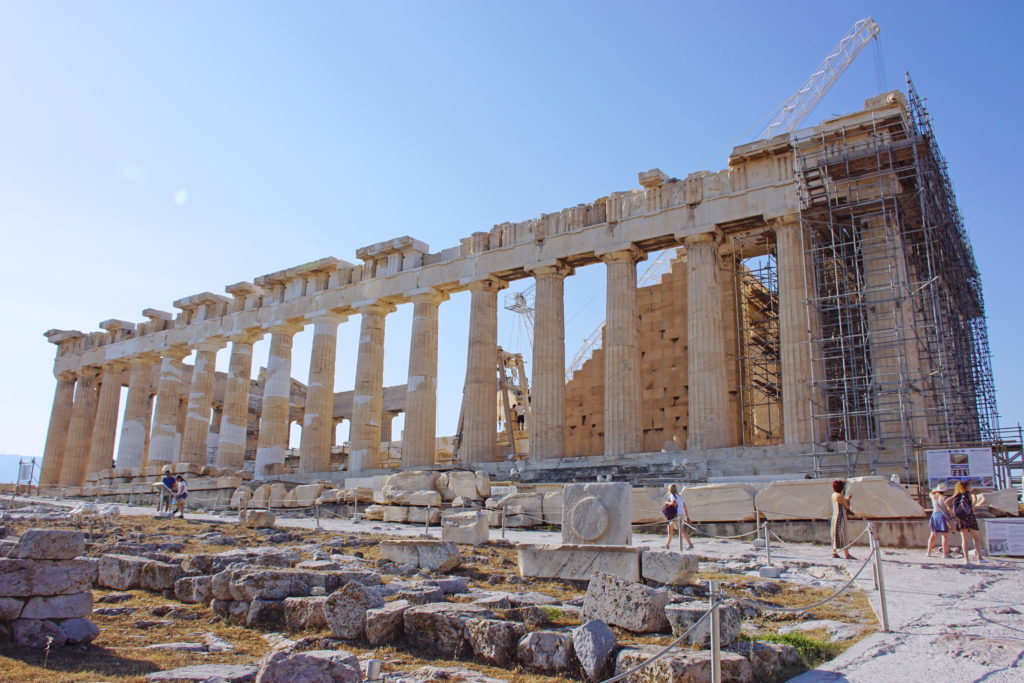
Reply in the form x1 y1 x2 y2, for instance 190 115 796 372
794 79 999 480
730 232 782 446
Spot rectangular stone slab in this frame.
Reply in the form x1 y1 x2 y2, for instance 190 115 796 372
517 544 640 581
680 483 757 522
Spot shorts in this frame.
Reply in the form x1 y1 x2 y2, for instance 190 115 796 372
176 493 188 501
929 511 949 533
955 513 978 532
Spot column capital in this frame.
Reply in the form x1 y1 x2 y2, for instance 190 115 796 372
458 275 508 293
526 260 574 279
229 329 265 345
76 365 101 380
194 338 227 353
766 212 801 230
128 352 161 366
682 229 723 247
56 370 76 382
163 345 192 361
266 321 305 336
408 287 450 306
99 359 129 373
306 310 349 326
596 244 646 264
354 300 398 317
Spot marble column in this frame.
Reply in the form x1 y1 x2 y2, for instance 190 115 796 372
460 277 506 464
686 231 729 449
775 220 817 444
402 289 447 468
39 372 76 487
255 323 302 477
148 348 191 467
380 411 395 443
116 355 157 469
59 367 100 486
349 302 395 471
180 340 226 466
86 361 126 477
599 247 644 457
299 312 346 474
529 262 572 460
215 331 262 471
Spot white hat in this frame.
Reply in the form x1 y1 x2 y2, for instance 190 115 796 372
932 482 947 493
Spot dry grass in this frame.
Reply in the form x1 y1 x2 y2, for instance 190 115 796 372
0 509 877 682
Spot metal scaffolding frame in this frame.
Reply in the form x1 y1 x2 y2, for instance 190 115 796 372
729 232 782 446
793 81 998 480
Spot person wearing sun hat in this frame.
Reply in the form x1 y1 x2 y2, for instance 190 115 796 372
926 482 953 558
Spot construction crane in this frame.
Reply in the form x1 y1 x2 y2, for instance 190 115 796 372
758 17 880 140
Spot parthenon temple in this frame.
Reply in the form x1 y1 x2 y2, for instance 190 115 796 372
37 88 998 493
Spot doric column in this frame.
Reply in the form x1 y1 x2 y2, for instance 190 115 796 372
59 367 100 486
148 347 191 467
528 262 572 459
215 331 263 470
599 247 645 457
179 339 226 465
86 361 127 477
255 323 303 477
349 302 395 471
460 277 507 464
299 312 347 474
775 220 817 444
403 288 448 467
39 372 77 487
685 231 729 449
116 355 157 469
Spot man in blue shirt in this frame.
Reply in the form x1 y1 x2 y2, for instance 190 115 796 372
160 468 177 513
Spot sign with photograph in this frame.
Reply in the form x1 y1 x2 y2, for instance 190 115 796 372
925 447 995 490
983 519 1024 557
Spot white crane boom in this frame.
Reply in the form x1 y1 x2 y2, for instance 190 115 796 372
758 17 880 140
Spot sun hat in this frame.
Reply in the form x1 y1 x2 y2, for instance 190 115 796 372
932 482 947 493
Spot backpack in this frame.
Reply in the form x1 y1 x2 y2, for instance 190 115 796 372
953 494 972 518
662 502 678 521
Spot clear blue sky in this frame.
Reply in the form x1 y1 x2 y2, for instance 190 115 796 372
1 1 1021 482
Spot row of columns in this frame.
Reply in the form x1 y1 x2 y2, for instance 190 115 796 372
40 221 818 486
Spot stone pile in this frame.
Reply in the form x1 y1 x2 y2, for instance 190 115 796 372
362 470 491 524
0 528 99 648
72 461 249 502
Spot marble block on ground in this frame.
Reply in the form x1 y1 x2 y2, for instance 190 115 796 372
441 510 489 545
976 488 1021 516
517 544 640 581
380 540 460 571
542 491 563 525
847 476 925 518
250 483 288 509
561 483 632 545
755 479 835 520
631 487 667 524
680 483 757 522
640 549 698 585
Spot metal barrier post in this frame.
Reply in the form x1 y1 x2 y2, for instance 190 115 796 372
869 523 890 632
315 504 321 530
424 506 431 535
678 518 683 551
867 523 879 589
501 508 507 540
765 520 772 566
709 580 722 683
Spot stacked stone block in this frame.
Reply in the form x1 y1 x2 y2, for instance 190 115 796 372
0 529 99 648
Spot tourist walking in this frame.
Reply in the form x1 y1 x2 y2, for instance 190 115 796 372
926 482 953 558
830 479 856 559
949 481 986 565
174 475 189 518
664 483 694 550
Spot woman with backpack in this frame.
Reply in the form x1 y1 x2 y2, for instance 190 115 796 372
950 481 986 565
663 484 694 550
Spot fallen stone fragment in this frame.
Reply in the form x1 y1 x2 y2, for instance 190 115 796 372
727 640 801 680
148 664 259 682
255 648 360 683
404 603 496 657
465 618 525 667
665 600 741 647
322 582 384 639
517 629 575 673
365 599 411 646
380 540 461 571
581 572 670 633
16 529 85 560
615 645 753 682
284 596 328 632
573 619 618 682
778 618 867 641
394 666 509 683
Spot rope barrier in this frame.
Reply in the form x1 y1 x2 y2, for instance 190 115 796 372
834 525 870 553
727 546 876 613
598 598 724 683
682 521 760 540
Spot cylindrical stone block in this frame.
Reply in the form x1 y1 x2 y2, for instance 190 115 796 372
530 263 570 460
349 303 394 471
39 372 76 487
255 325 302 477
116 357 156 469
776 221 815 445
148 348 190 467
180 342 224 465
59 368 100 486
299 313 345 474
403 290 446 468
686 232 729 449
601 249 644 457
461 278 506 463
86 362 126 477
216 334 261 470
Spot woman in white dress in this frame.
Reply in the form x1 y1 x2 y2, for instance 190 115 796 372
664 484 695 550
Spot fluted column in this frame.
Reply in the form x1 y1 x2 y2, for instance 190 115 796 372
349 302 395 471
179 339 226 465
599 247 645 456
403 289 447 467
529 262 572 459
299 312 346 474
215 331 263 470
59 367 100 486
775 220 817 444
86 361 127 477
39 372 77 487
255 323 303 477
148 347 191 467
116 356 157 469
686 231 729 449
460 277 507 464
